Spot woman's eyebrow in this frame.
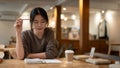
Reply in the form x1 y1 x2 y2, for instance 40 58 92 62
34 19 46 21
41 19 46 21
33 20 38 21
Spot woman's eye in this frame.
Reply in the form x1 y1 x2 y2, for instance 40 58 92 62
41 21 45 23
34 21 38 24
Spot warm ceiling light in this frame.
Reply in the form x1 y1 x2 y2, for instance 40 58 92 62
63 8 66 11
71 15 76 20
49 21 55 28
64 17 68 21
99 19 103 23
102 10 104 13
61 14 65 19
50 7 53 10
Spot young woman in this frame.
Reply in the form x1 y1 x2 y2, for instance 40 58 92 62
14 7 58 60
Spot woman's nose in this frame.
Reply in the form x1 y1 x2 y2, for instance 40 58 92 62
38 22 42 26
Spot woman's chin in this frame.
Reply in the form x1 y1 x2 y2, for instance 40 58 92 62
37 30 44 33
33 28 44 33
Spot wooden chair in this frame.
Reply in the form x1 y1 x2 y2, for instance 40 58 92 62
57 44 66 58
108 41 120 56
57 43 75 58
6 44 16 48
5 44 16 59
0 44 5 49
0 52 4 59
0 44 5 59
9 48 16 59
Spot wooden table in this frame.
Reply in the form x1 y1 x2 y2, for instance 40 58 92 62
0 58 109 68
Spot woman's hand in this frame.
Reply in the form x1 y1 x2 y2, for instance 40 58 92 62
14 18 23 33
14 18 24 60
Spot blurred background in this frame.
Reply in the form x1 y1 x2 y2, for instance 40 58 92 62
0 0 120 57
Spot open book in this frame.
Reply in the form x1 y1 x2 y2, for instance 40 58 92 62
24 58 62 64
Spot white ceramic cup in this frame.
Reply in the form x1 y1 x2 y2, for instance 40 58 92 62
65 50 74 63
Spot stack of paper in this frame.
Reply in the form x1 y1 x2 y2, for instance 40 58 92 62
24 58 62 64
85 58 111 64
109 64 120 68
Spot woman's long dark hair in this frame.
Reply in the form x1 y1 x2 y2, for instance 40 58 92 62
30 7 49 30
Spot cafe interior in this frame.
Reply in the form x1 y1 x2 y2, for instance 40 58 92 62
0 0 120 68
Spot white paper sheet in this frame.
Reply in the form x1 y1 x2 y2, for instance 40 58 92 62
24 58 62 64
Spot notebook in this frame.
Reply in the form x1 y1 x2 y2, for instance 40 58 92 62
73 55 90 60
24 58 62 64
85 58 111 64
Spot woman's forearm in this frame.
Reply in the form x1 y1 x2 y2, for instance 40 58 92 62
16 32 24 59
27 52 46 59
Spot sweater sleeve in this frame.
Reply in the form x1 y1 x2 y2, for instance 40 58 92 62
45 40 59 59
21 31 31 59
44 28 59 59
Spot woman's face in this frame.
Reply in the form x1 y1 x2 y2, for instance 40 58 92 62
32 15 47 33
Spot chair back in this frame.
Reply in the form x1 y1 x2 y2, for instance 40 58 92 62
57 44 66 58
0 44 5 49
108 40 120 56
0 52 4 59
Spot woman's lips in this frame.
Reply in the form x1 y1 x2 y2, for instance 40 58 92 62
37 28 43 30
